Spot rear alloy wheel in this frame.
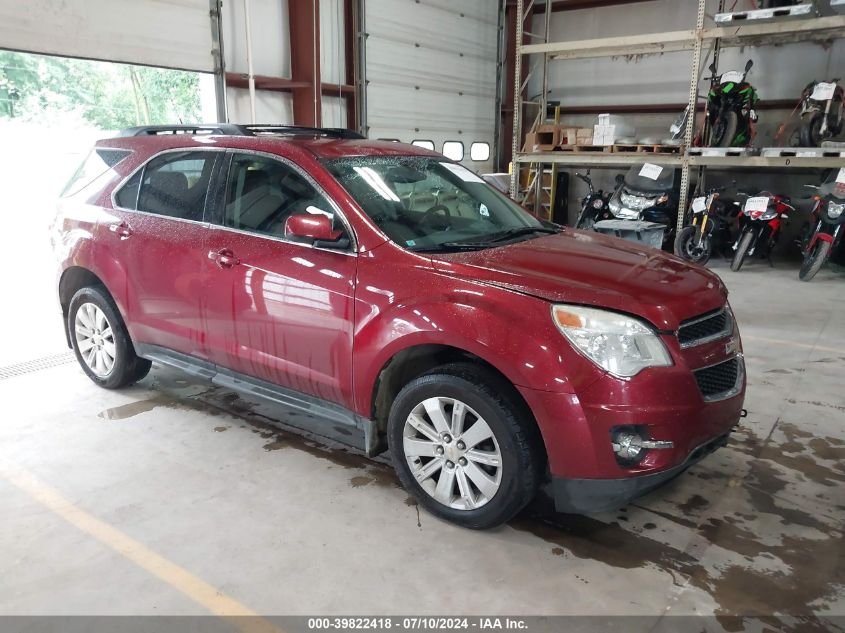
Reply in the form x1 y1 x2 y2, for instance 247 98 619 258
388 364 541 529
69 286 151 389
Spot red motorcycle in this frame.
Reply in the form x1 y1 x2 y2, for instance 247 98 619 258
730 192 795 271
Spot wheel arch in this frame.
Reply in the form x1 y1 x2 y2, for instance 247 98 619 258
58 267 115 347
368 343 542 455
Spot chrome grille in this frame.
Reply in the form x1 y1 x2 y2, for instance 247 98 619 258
694 357 742 401
678 307 733 348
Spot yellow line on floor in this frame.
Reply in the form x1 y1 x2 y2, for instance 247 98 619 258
742 335 844 355
1 464 283 633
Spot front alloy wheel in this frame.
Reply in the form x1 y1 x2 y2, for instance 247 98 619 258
403 397 502 510
388 364 541 529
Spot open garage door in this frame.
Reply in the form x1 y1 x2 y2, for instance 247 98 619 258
365 0 497 172
0 0 216 73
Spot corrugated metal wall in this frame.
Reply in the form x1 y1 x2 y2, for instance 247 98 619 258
0 0 215 72
365 0 498 171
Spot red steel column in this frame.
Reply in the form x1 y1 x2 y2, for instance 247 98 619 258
289 0 322 126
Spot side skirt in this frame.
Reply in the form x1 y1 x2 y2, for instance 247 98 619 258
135 344 380 456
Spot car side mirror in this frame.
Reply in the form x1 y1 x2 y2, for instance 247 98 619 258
285 213 349 249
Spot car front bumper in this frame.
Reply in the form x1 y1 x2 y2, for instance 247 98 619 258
548 431 730 514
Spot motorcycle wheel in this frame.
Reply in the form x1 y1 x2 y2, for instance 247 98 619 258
799 240 831 282
675 225 712 265
799 113 824 147
709 111 739 148
731 230 754 272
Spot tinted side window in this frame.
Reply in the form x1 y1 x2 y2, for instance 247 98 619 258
114 170 141 209
223 153 337 238
136 152 215 221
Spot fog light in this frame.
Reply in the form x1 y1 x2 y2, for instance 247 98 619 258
612 430 645 462
611 427 674 465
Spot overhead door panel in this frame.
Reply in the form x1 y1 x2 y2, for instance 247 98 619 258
365 0 497 171
0 0 214 72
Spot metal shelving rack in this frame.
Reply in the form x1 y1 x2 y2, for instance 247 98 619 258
509 0 845 230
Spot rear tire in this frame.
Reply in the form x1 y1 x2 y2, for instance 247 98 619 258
388 363 542 529
68 286 151 389
731 230 754 272
675 225 712 265
799 240 831 282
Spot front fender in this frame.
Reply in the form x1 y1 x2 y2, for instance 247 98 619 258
352 252 602 417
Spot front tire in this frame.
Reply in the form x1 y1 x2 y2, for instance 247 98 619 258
799 240 831 282
731 230 754 272
388 364 542 529
68 286 151 389
675 225 712 265
709 111 739 148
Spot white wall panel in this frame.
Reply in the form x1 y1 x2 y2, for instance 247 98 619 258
365 0 498 170
0 0 214 72
223 0 291 77
227 86 293 123
320 0 346 85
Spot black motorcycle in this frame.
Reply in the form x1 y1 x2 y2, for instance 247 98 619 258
574 170 610 229
674 184 744 265
706 59 759 148
606 163 679 250
799 172 845 281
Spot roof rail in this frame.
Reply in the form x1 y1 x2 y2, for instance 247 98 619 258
117 124 365 140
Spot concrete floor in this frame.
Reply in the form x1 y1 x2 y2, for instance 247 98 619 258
1 260 844 633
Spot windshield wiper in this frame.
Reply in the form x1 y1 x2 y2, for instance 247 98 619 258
443 226 559 248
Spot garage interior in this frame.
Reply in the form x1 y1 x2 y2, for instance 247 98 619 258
0 1 843 632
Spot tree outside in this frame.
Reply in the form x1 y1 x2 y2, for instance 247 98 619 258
0 50 201 130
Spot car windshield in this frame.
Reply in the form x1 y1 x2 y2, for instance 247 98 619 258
623 163 676 193
324 156 550 252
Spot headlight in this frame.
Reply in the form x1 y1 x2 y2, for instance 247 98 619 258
620 192 654 211
592 199 604 209
552 305 673 378
828 201 844 219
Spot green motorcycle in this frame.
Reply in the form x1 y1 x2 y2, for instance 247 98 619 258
706 60 759 148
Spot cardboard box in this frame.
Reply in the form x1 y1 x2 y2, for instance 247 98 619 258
535 124 560 150
559 127 579 145
576 127 593 144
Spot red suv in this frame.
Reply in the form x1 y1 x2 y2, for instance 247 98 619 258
53 124 745 529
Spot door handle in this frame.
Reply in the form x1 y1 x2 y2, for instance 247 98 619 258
208 248 240 269
109 222 133 240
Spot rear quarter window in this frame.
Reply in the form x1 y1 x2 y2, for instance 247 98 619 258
61 148 132 198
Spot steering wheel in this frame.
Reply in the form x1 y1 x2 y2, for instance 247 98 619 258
418 204 452 229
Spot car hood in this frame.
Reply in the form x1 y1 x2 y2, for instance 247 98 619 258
429 230 727 331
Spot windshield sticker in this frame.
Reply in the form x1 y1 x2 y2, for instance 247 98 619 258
720 70 743 85
836 168 845 185
744 196 769 213
405 239 416 246
638 163 663 180
440 162 485 183
479 204 490 217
